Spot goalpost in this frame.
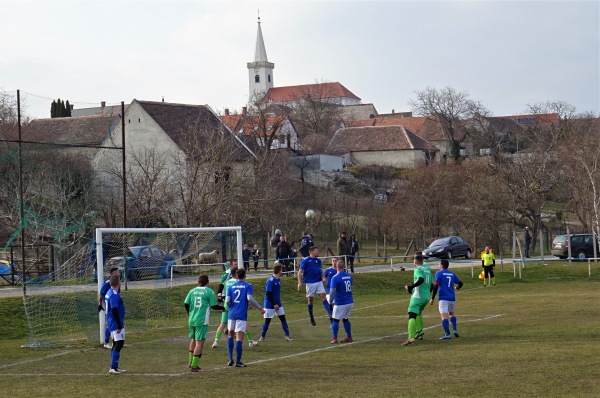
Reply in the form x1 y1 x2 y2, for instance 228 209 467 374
96 227 243 345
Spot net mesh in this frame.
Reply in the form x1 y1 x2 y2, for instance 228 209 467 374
22 228 240 347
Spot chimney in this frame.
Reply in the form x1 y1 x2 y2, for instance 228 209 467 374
392 109 395 114
225 108 230 116
242 106 247 117
101 101 106 108
70 104 74 110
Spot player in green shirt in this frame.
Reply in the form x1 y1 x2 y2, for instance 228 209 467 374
402 253 432 346
414 259 432 340
184 274 225 372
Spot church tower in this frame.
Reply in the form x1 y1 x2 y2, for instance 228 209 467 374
247 16 274 104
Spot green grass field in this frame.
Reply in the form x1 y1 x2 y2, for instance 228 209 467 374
1 262 599 397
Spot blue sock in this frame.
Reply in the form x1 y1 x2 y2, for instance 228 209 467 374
281 321 289 336
343 319 352 338
322 300 332 317
235 340 242 364
331 320 339 339
450 316 457 331
261 323 269 338
110 350 120 370
442 319 450 335
227 336 234 360
104 328 111 345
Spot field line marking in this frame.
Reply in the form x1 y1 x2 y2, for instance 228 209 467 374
0 314 503 377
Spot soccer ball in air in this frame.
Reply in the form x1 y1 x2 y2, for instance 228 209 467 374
305 209 316 220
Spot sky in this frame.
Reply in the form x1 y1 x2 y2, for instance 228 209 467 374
1 0 598 118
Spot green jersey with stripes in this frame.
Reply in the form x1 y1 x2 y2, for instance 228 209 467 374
184 286 218 327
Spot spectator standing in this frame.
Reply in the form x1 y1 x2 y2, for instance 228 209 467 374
298 231 314 259
276 236 293 274
105 274 126 374
524 226 532 258
242 244 251 270
270 229 282 254
337 232 350 266
429 259 463 340
184 274 225 372
348 234 359 274
251 245 261 271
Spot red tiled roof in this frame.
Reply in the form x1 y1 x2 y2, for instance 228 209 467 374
328 125 438 154
346 116 447 142
262 82 360 104
220 114 243 131
234 115 288 137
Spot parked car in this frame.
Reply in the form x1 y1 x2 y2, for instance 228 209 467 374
108 246 176 281
423 236 472 259
551 234 599 259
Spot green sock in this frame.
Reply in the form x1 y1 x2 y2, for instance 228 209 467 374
492 277 496 284
415 314 423 333
188 351 193 364
191 354 201 368
215 330 223 342
246 331 253 341
408 318 416 339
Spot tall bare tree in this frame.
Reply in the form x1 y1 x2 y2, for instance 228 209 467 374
409 86 489 161
289 82 344 153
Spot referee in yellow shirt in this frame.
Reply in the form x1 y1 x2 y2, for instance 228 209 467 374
481 246 496 287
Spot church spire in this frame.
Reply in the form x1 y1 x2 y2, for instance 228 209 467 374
254 14 269 63
247 13 274 104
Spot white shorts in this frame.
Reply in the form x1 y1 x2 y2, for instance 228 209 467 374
263 307 285 318
111 328 125 341
332 303 353 320
305 282 326 297
227 319 247 333
438 300 456 314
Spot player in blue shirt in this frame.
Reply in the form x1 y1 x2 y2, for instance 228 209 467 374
105 274 126 374
324 257 338 301
297 246 332 326
258 264 293 342
98 267 120 349
328 261 354 344
226 268 265 367
430 259 463 340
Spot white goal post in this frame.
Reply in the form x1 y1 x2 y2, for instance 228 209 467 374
95 226 243 345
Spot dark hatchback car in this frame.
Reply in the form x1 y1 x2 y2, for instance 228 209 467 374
423 236 472 259
551 234 599 259
107 246 176 281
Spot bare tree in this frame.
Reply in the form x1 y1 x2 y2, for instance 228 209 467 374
289 82 344 153
556 115 600 236
409 86 489 161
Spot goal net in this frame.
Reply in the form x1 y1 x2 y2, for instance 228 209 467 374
22 226 242 347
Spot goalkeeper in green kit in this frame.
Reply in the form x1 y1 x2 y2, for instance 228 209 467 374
402 252 432 346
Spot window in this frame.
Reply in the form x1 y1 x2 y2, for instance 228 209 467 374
268 75 271 83
255 75 260 83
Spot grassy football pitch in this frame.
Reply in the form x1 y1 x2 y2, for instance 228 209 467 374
0 262 599 397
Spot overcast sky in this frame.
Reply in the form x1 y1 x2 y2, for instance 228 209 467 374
1 0 598 118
